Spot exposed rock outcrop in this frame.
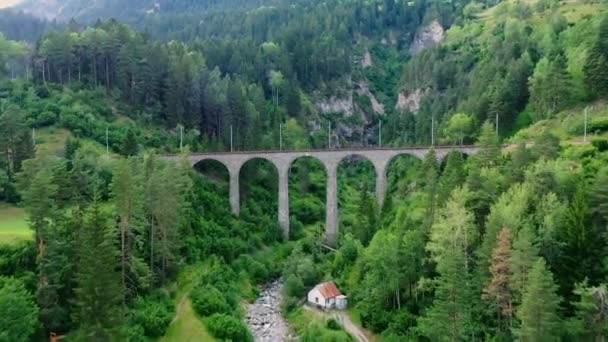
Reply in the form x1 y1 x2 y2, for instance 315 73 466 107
356 82 385 115
396 89 424 113
409 20 444 56
362 50 373 68
316 93 354 116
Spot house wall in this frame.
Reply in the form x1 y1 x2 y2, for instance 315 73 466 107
307 288 327 308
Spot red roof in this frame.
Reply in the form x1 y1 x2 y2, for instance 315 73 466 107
316 281 342 299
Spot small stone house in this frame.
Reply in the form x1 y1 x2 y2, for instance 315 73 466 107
307 281 348 310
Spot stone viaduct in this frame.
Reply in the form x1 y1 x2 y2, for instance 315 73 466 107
163 146 478 243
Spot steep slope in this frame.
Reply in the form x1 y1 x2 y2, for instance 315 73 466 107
396 0 608 142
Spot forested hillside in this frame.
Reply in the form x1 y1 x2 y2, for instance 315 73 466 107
0 0 608 341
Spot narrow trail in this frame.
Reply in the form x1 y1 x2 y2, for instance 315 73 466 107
303 305 370 342
170 290 191 324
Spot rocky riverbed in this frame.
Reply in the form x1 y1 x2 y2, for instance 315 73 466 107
245 279 294 342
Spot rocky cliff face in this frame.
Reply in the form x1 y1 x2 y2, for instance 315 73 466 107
409 20 444 56
356 82 385 115
316 93 354 116
396 89 424 113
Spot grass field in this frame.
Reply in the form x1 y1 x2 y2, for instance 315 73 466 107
0 203 31 245
158 265 216 342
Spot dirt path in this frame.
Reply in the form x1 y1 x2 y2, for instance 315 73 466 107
170 290 191 324
303 305 369 342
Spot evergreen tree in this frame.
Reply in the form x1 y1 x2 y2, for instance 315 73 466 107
475 121 501 168
438 151 465 205
528 55 572 118
0 104 31 175
482 227 513 333
515 258 562 341
419 148 439 227
583 15 608 98
73 200 122 340
419 189 478 340
531 131 560 160
352 185 378 246
0 277 39 342
566 282 608 340
121 129 138 156
111 158 148 312
510 225 539 306
589 167 608 226
507 142 531 184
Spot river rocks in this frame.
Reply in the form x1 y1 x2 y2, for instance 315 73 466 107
245 279 294 342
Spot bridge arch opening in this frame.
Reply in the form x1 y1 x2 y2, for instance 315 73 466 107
384 153 423 208
238 157 282 242
288 156 327 239
337 154 377 245
192 158 230 199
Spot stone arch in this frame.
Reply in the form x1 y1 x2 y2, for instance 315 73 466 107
335 154 378 240
192 158 231 196
191 156 230 171
288 156 328 234
238 157 279 211
384 153 423 200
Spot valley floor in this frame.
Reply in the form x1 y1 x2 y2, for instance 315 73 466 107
0 203 30 245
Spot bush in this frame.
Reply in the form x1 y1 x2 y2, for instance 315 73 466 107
130 290 174 337
281 295 301 314
592 138 608 152
326 318 341 330
191 284 232 317
283 274 305 298
0 277 39 342
588 118 608 134
204 313 252 342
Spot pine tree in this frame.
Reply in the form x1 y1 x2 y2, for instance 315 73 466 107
352 185 378 246
483 227 513 333
121 128 138 156
528 55 572 118
438 151 465 205
111 158 148 313
419 191 478 341
589 167 608 225
419 148 439 227
515 258 562 341
0 104 29 175
73 200 122 340
476 121 500 168
507 142 530 184
567 282 608 340
510 225 539 306
584 15 608 98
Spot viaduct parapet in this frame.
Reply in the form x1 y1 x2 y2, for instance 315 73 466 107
163 146 478 244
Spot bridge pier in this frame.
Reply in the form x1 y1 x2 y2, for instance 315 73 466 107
229 168 240 216
374 162 388 209
175 146 478 245
277 165 290 240
325 162 338 245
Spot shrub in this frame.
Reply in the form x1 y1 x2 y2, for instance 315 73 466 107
283 274 305 298
0 277 39 342
191 284 232 317
592 138 608 152
281 295 301 314
588 119 608 134
326 318 341 330
204 313 252 342
130 290 174 337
